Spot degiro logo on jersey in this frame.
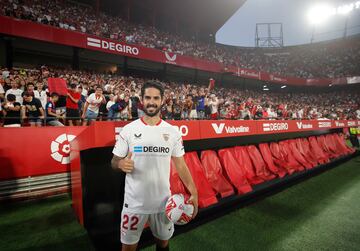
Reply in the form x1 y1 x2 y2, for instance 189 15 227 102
134 146 170 153
211 123 250 134
50 134 76 164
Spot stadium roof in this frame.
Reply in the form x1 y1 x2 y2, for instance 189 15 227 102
91 0 247 41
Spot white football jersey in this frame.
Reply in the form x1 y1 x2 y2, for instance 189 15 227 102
112 118 185 214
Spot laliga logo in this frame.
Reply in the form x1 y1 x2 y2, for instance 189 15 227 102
50 134 76 164
165 52 177 65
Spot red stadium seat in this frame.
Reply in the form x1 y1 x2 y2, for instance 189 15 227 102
170 160 188 195
296 138 318 168
269 142 297 175
279 140 305 172
333 133 355 154
258 143 287 178
308 136 330 164
324 134 343 157
232 146 264 185
246 145 277 181
218 148 253 194
183 152 218 208
200 150 235 198
288 139 313 170
316 135 338 159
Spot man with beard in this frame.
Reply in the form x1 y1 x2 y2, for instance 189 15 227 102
111 81 198 251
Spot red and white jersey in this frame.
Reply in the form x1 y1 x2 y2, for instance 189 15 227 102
112 118 185 214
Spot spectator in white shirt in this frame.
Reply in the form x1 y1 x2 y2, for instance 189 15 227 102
81 86 106 125
5 80 23 104
34 82 48 109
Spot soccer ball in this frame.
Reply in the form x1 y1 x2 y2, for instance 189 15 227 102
165 194 194 225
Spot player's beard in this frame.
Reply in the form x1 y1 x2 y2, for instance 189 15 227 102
144 104 161 117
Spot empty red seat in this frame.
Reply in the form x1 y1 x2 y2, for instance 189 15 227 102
288 139 313 170
308 136 330 164
232 146 264 185
258 143 287 177
170 160 188 195
279 140 305 172
325 134 343 157
184 152 218 208
296 138 318 167
333 133 355 155
317 135 338 159
269 142 297 175
200 150 235 198
218 148 253 194
246 145 277 181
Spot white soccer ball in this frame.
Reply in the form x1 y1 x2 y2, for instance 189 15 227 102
165 194 194 225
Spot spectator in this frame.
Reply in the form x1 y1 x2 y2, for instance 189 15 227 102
5 80 23 104
22 91 44 127
129 89 141 120
66 83 81 126
34 81 47 109
208 94 220 120
81 86 106 125
2 94 21 127
45 92 64 126
172 98 183 120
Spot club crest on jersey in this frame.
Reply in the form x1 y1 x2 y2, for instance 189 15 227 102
134 133 142 139
163 134 170 141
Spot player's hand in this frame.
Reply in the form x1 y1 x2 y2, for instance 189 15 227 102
187 193 198 219
118 152 134 173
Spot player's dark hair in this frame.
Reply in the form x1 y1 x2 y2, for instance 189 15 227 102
141 81 164 99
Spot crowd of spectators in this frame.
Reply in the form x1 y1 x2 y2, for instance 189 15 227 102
1 66 359 127
1 0 360 79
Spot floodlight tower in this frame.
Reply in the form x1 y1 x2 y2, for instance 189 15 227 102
255 23 284 48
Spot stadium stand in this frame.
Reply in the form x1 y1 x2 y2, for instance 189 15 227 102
1 0 360 78
1 66 359 126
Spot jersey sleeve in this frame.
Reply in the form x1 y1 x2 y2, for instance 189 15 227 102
171 130 185 157
112 126 130 158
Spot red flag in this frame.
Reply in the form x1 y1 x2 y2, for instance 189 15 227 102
208 78 215 90
47 78 67 95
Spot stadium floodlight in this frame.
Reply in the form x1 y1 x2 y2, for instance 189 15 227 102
281 85 287 89
308 1 360 25
307 3 336 25
337 3 354 15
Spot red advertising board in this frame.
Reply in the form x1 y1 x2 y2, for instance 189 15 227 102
0 126 86 180
0 120 358 181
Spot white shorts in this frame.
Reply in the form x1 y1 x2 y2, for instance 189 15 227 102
120 209 174 245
